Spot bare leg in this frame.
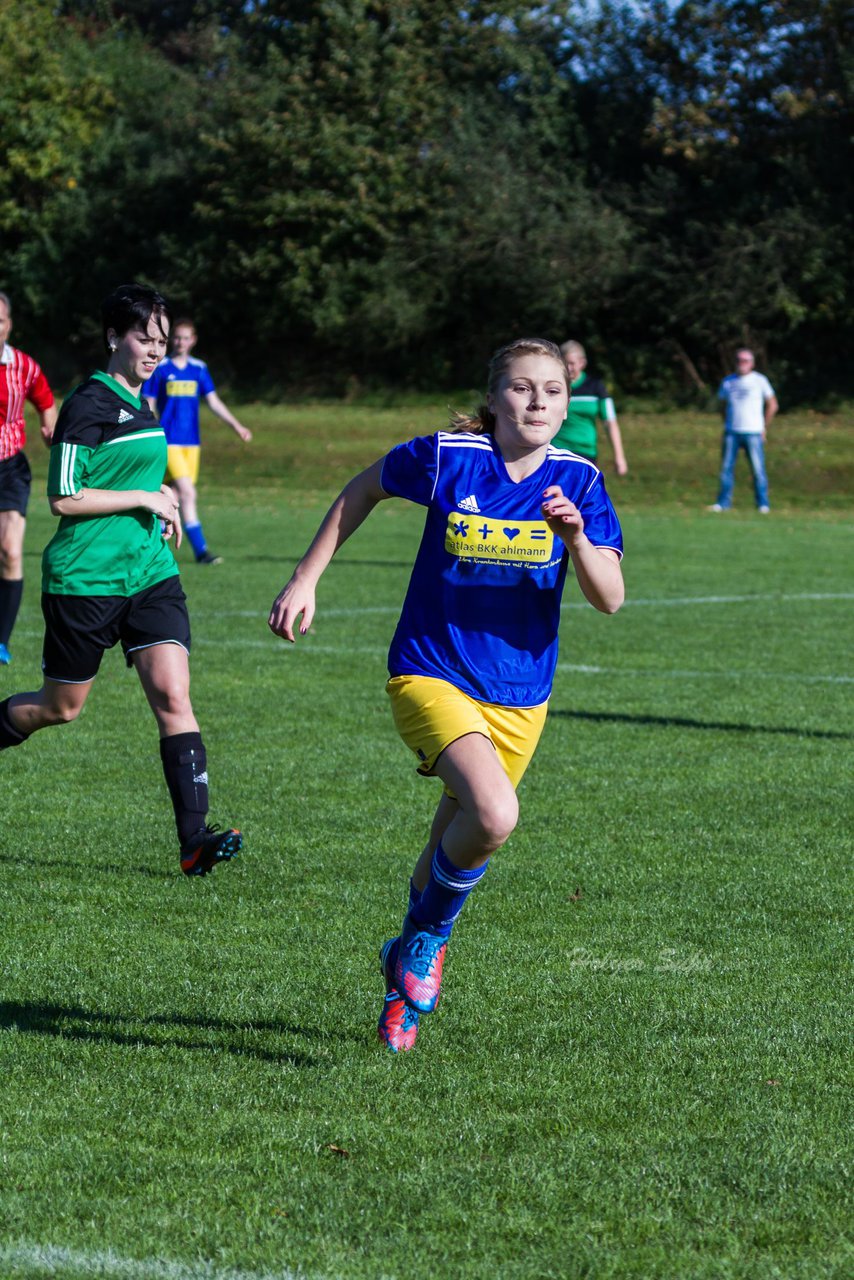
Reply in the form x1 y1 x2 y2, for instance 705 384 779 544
0 510 26 649
389 733 518 1021
416 731 519 879
0 509 25 580
132 642 198 736
172 476 199 529
6 677 93 735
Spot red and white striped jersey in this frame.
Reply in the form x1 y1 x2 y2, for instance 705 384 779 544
0 343 55 461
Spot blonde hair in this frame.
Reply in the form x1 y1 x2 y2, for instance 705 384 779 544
449 337 569 434
560 339 586 361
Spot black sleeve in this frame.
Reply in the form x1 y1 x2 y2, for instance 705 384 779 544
52 383 107 449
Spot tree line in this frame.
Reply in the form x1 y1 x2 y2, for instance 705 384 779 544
2 0 851 399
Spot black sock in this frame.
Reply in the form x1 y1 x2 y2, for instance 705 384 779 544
0 697 29 750
0 579 23 647
159 731 209 846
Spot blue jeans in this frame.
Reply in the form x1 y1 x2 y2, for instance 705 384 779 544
717 432 769 509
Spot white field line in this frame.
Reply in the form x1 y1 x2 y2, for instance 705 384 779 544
0 1241 312 1280
189 591 854 620
617 590 854 607
11 634 853 683
11 636 852 683
254 649 850 683
13 593 853 632
12 591 854 683
551 663 854 684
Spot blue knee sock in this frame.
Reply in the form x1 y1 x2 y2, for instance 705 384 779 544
185 522 207 558
409 842 489 937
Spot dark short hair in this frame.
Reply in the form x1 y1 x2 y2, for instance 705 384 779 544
101 283 170 354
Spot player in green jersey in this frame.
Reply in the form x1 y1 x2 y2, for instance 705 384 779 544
551 340 628 475
0 285 242 876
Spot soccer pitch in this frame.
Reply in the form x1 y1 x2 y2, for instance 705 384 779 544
1 401 851 1279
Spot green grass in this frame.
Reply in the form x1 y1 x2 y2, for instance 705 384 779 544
1 402 851 1279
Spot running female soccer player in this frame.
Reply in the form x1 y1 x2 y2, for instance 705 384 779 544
0 284 242 877
268 338 624 1051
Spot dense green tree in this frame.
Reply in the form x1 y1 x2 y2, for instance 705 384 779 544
7 15 206 375
567 0 854 391
2 0 851 394
165 1 632 383
0 0 112 338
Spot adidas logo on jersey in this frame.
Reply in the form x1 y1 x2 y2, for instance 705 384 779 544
457 493 481 513
117 409 134 424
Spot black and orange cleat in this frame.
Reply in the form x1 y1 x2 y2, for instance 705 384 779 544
180 825 242 877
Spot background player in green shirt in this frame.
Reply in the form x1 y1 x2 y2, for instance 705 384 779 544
0 285 241 877
551 339 628 476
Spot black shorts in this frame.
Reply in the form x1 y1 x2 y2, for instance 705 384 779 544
41 575 191 683
0 451 32 516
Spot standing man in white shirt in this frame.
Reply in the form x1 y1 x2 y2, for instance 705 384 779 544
710 348 778 513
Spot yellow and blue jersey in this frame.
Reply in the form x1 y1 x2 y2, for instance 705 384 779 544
381 431 623 707
143 357 215 446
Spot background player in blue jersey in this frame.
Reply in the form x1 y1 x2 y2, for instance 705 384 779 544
269 338 624 1052
144 319 252 565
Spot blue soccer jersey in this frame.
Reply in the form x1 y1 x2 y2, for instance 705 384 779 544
143 357 215 446
381 432 623 707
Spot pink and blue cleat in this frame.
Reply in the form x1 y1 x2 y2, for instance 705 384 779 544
377 937 419 1052
394 917 448 1014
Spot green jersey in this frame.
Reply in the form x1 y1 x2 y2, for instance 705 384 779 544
42 371 179 596
551 372 615 461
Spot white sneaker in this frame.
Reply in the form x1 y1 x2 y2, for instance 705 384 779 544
758 506 770 514
707 504 724 513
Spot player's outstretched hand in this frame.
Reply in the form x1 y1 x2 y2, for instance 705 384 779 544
542 485 585 545
268 576 316 643
235 424 252 442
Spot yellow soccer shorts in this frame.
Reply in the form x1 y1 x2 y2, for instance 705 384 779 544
386 674 548 793
166 445 201 484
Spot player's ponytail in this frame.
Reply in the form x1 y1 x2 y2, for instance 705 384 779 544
447 405 495 434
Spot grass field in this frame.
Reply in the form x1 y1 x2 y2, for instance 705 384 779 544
1 399 851 1279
